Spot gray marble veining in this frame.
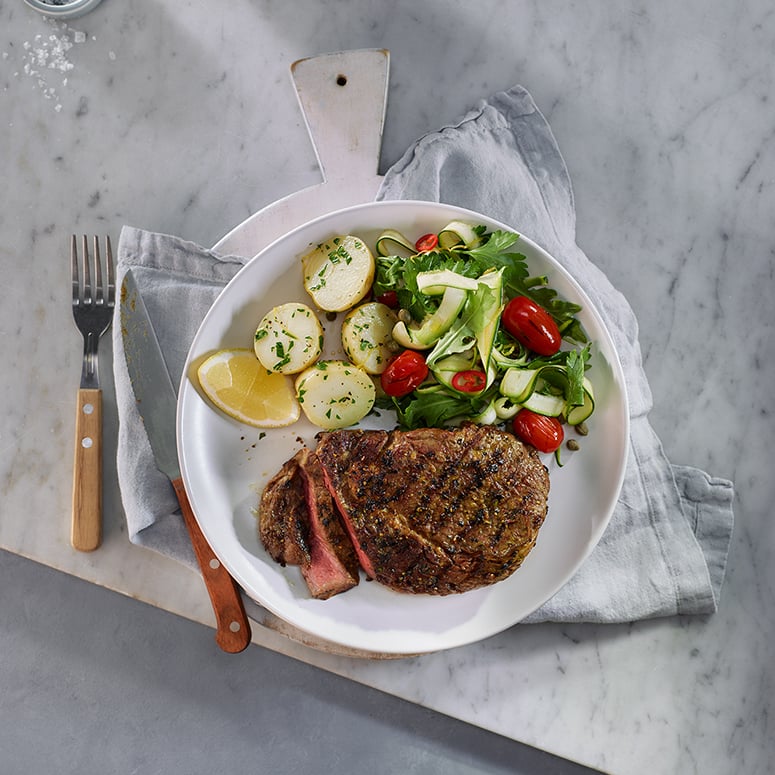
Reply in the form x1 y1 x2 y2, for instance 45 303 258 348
1 2 773 773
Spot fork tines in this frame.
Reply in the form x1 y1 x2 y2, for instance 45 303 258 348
71 235 115 310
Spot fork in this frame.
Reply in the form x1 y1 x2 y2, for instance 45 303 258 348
71 235 115 551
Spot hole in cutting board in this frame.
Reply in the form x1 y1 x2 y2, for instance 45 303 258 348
336 74 348 86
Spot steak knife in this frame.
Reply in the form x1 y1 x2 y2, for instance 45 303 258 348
120 269 251 653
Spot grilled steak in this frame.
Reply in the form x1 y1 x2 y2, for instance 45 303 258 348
258 451 309 568
259 448 359 599
316 424 549 595
259 425 549 598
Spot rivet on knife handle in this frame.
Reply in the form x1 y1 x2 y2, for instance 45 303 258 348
71 387 102 551
172 478 252 653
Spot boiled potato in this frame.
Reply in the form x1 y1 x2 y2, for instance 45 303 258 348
341 302 399 375
254 302 323 375
302 235 375 312
294 360 375 429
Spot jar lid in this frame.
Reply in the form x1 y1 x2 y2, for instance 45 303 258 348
23 0 104 19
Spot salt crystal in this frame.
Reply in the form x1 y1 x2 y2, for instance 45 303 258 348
19 20 83 112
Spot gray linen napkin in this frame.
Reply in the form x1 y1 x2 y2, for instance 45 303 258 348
112 85 734 623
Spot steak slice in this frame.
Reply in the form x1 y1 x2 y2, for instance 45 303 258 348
315 425 549 595
258 450 309 568
258 448 359 600
296 450 360 599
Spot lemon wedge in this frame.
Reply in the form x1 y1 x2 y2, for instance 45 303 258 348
197 348 300 428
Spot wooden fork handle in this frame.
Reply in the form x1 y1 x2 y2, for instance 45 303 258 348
71 388 103 551
172 477 252 653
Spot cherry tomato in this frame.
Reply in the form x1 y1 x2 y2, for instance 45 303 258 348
380 350 429 397
512 409 564 453
451 369 487 393
375 290 399 308
501 296 562 356
414 233 439 252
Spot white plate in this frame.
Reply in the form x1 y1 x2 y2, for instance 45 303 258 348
177 200 629 655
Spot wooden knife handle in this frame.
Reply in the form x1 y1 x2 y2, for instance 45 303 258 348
172 477 252 653
71 388 102 551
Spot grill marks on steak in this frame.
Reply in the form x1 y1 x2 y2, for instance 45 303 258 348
259 448 359 600
315 425 549 595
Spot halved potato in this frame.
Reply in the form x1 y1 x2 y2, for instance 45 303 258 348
341 301 398 374
294 360 375 429
302 235 375 312
254 302 323 374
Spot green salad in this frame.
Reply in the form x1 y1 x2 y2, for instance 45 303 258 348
370 222 595 457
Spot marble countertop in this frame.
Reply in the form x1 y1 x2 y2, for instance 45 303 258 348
2 2 773 773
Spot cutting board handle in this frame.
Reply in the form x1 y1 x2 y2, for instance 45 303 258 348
291 49 389 183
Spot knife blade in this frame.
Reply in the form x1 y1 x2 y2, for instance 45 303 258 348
120 269 251 653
